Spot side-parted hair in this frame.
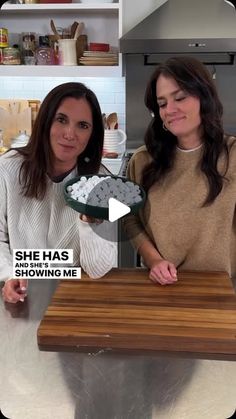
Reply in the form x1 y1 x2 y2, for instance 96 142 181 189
142 55 229 205
16 82 104 199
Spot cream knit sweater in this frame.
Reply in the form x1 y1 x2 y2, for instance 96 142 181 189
0 151 117 281
124 138 236 277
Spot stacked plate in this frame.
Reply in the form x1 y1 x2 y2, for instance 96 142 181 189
103 129 127 154
79 51 118 66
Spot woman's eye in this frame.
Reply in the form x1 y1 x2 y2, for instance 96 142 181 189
79 121 90 129
56 116 66 124
158 103 166 109
175 94 187 102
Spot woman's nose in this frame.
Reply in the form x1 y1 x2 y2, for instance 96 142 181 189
165 100 177 113
64 125 76 141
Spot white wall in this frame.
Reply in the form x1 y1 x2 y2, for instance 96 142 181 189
0 77 126 132
122 0 167 34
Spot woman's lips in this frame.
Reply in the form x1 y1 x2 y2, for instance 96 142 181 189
58 143 75 150
168 117 185 125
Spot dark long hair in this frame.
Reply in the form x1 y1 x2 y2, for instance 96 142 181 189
143 56 229 205
16 82 104 199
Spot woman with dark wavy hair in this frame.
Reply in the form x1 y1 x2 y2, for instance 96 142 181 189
124 56 236 285
1 82 116 303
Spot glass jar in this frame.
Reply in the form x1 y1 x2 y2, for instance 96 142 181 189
36 36 55 65
22 32 36 51
2 47 21 65
22 32 36 64
0 28 8 48
0 48 3 64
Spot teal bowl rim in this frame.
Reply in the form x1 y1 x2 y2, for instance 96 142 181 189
63 174 146 220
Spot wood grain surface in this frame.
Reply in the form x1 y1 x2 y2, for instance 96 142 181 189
37 269 236 360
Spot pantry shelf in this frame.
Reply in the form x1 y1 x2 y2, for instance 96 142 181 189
0 63 122 77
1 3 120 13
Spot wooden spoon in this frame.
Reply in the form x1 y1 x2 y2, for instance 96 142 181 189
102 113 107 129
73 22 85 40
107 112 118 130
50 19 60 40
71 21 79 39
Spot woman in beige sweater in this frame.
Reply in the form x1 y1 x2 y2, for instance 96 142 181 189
124 56 236 285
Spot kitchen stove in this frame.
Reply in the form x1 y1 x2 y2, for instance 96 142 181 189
101 153 124 175
102 150 134 177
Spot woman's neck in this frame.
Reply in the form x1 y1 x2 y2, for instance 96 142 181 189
50 160 76 177
177 136 202 150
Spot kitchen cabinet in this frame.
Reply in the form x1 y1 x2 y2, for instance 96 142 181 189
0 1 122 77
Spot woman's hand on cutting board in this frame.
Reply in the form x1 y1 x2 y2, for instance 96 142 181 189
149 260 178 285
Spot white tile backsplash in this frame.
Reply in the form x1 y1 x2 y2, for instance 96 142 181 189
0 76 126 131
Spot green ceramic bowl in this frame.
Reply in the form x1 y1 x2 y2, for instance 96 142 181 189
64 174 146 220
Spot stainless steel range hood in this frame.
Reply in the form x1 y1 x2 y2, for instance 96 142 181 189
120 0 236 64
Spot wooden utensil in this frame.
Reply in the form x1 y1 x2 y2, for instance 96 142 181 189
73 22 84 40
70 21 79 39
50 19 60 40
102 113 107 129
107 112 118 129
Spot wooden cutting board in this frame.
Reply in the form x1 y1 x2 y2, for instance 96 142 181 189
0 100 32 147
37 269 236 360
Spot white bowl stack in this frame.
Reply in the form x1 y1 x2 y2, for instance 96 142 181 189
103 129 127 155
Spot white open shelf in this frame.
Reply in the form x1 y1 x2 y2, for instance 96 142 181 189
0 62 122 77
0 0 123 77
1 3 119 13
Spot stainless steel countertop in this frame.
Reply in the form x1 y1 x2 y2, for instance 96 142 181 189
0 278 236 419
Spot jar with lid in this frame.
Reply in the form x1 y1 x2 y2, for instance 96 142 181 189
36 36 55 65
2 47 21 65
0 28 8 48
22 32 36 65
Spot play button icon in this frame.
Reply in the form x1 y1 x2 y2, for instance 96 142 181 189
108 197 131 222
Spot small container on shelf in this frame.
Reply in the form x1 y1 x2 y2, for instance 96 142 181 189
22 32 36 65
36 36 55 65
0 28 8 48
0 48 3 64
2 47 21 65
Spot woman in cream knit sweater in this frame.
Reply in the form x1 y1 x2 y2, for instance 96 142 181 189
1 82 116 303
124 56 236 285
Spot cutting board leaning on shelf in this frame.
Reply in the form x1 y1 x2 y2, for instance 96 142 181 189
0 99 40 147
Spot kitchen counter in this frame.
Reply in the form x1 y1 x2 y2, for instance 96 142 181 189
1 275 236 419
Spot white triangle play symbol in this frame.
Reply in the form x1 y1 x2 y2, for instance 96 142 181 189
108 197 131 222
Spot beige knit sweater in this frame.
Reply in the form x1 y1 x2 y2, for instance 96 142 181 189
124 138 236 277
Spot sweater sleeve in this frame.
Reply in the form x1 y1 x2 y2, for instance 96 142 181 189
0 168 13 281
78 218 117 279
122 150 154 251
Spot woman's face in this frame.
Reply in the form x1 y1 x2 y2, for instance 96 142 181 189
50 97 93 173
156 74 202 141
